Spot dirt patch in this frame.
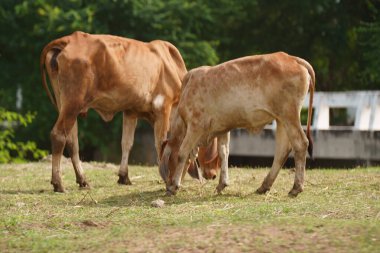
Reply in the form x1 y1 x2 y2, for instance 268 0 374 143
77 220 110 229
106 224 361 253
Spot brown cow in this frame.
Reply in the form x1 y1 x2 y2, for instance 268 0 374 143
187 138 220 180
160 52 315 197
40 31 187 192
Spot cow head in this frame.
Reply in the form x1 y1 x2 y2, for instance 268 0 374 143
196 138 220 180
186 139 220 180
159 138 221 185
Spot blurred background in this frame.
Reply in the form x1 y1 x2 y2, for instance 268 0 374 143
0 0 379 166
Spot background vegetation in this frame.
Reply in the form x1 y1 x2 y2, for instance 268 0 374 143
0 0 379 161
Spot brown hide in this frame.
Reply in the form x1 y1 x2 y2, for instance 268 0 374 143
40 31 187 192
161 52 315 197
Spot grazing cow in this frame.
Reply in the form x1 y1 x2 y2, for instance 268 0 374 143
40 31 187 192
187 138 220 180
161 137 221 181
160 52 315 197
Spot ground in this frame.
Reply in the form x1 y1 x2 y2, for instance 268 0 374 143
1 160 379 252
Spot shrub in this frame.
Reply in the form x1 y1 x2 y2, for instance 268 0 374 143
0 108 47 163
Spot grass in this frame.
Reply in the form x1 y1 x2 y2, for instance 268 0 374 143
1 160 379 252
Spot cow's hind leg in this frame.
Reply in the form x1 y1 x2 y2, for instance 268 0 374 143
256 121 292 194
118 114 137 185
284 121 309 197
50 111 78 192
66 120 89 189
216 132 230 194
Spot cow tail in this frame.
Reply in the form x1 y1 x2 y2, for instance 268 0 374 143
296 57 315 159
40 39 67 110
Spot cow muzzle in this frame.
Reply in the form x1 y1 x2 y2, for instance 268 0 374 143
165 184 179 196
203 169 218 180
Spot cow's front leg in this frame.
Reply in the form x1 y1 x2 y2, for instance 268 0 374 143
256 122 291 194
66 120 89 188
118 114 137 185
216 132 230 194
50 111 78 192
166 126 202 196
153 107 171 162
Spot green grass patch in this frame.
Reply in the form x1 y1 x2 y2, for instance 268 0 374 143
1 161 379 252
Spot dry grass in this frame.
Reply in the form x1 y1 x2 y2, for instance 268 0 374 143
1 161 379 252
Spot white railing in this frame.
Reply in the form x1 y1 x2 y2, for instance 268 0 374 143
303 91 380 131
230 91 380 163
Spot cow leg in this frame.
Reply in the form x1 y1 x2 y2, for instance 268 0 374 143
50 111 78 192
284 121 309 197
181 159 194 182
118 114 137 185
166 127 202 195
256 122 292 194
153 108 172 163
216 132 230 194
181 147 198 181
66 120 89 188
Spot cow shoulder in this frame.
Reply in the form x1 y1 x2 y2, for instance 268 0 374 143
150 41 186 72
149 41 187 102
181 67 205 91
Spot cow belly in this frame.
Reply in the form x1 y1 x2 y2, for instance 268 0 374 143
94 109 115 122
208 108 273 133
246 109 274 130
89 89 152 122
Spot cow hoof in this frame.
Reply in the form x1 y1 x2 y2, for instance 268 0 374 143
117 175 132 185
78 181 90 189
216 183 228 194
52 183 65 193
77 180 90 189
288 187 303 197
255 186 270 195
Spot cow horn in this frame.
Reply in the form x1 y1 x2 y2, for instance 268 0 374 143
204 153 219 164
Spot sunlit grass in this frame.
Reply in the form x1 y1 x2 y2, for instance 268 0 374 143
1 161 379 252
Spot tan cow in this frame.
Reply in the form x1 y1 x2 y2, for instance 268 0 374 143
187 138 220 180
40 31 187 192
160 52 315 197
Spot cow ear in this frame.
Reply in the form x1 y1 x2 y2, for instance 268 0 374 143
159 145 171 183
187 162 200 179
187 160 205 183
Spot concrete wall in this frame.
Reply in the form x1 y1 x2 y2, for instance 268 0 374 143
230 129 380 165
230 91 380 167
